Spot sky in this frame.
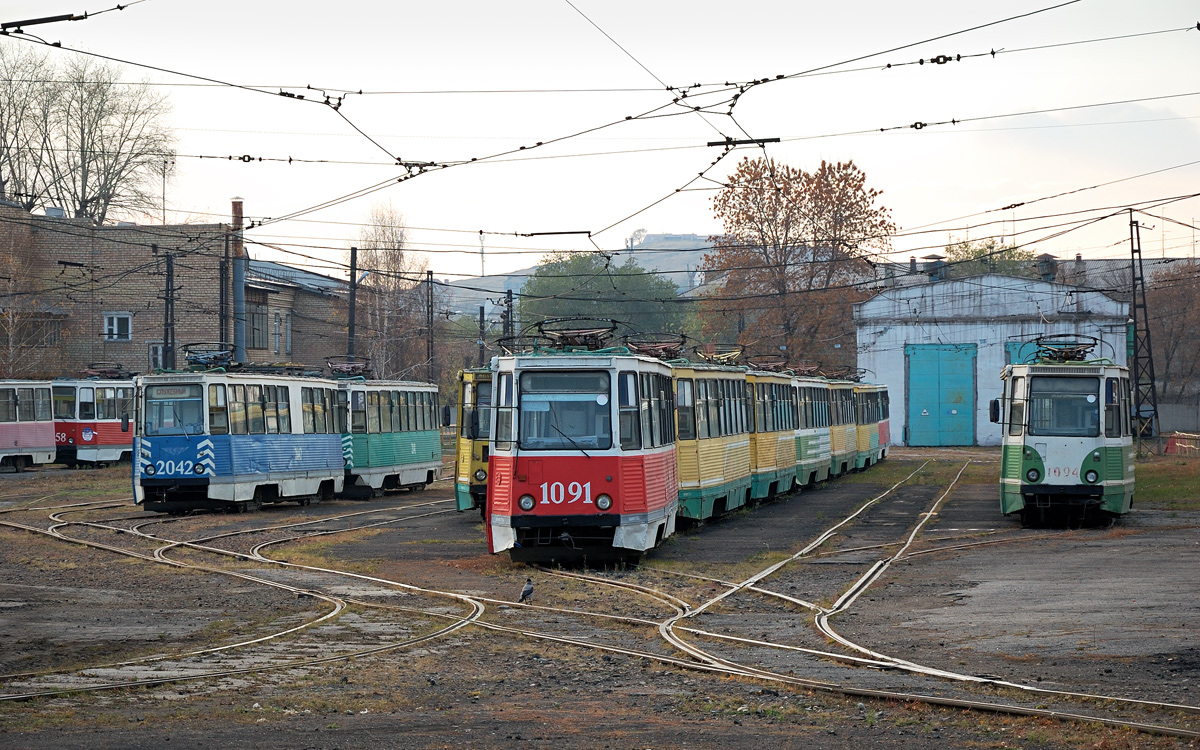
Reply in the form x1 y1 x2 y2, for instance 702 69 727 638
2 0 1198 285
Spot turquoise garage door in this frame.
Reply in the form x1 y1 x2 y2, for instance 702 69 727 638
905 343 977 446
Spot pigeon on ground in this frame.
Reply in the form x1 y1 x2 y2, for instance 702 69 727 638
517 578 534 604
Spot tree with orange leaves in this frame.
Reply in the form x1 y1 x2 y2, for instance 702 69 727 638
702 157 895 369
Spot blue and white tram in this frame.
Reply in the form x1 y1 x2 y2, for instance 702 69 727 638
134 372 345 513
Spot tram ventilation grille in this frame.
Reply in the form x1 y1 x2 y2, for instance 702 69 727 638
1028 366 1101 375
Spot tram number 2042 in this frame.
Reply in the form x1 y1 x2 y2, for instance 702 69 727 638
152 459 195 476
539 481 593 505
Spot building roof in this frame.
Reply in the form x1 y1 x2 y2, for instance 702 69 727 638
248 259 347 296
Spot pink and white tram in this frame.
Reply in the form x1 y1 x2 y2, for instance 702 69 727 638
486 350 678 562
0 380 55 471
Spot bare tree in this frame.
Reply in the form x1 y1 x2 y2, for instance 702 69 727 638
0 45 56 209
0 221 67 376
46 57 175 223
356 203 429 379
0 48 175 223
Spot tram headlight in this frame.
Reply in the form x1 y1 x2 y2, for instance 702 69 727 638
595 494 612 511
518 494 535 511
474 469 488 482
1025 468 1040 483
1084 469 1100 484
144 465 156 476
67 437 74 445
194 464 206 474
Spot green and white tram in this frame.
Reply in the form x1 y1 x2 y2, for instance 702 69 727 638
338 378 442 495
991 338 1134 523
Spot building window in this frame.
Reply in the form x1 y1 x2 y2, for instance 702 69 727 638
104 313 131 341
284 313 292 355
273 313 281 354
248 303 268 349
148 342 165 371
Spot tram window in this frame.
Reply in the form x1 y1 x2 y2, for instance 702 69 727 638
229 385 247 434
327 389 339 433
1122 378 1132 436
475 382 491 437
518 370 613 451
367 391 381 433
263 386 279 434
16 388 34 422
52 386 76 419
1029 376 1099 437
349 390 366 434
638 374 653 447
693 379 708 439
277 386 291 433
0 389 13 422
144 384 203 436
209 384 229 435
377 391 390 433
421 392 431 431
119 388 134 419
311 389 327 434
406 391 417 432
707 380 721 436
395 392 407 432
335 390 348 433
495 373 515 449
78 387 95 420
676 379 695 441
1104 378 1122 439
245 385 265 434
301 388 315 433
384 391 396 433
34 388 51 421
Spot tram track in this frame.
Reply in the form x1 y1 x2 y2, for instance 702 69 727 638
3 465 1198 740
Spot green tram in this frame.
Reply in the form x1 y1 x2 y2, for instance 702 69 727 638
990 338 1134 523
338 378 442 495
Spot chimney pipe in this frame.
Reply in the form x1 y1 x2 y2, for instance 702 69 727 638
232 197 247 363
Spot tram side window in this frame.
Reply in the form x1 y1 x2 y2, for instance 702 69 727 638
380 391 393 433
494 373 514 449
367 391 381 434
708 380 721 436
79 387 95 420
301 388 315 433
336 390 348 433
53 386 76 419
0 389 13 422
638 374 653 446
263 386 279 434
314 389 330 434
277 386 291 433
676 379 695 441
693 379 709 439
1122 378 1132 436
245 385 265 434
209 384 228 434
16 388 34 422
1104 378 1123 439
33 388 51 421
229 385 247 434
350 390 366 434
397 392 409 432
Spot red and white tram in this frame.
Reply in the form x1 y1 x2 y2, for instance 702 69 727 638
0 380 55 470
486 351 678 562
52 377 135 467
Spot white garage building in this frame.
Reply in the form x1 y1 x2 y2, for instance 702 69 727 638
854 274 1129 447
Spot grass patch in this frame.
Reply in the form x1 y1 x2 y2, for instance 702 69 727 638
1132 455 1200 511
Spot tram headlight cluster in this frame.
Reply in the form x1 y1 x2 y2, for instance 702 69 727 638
518 494 535 511
1025 468 1040 483
144 465 156 476
595 494 612 511
1084 469 1100 484
474 469 488 482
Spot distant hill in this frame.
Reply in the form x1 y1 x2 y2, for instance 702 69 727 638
442 233 713 316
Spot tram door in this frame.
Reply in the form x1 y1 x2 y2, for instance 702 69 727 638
905 343 976 446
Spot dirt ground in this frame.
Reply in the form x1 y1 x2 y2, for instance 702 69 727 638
0 456 1197 749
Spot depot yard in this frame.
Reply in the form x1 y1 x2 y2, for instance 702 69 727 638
0 450 1198 750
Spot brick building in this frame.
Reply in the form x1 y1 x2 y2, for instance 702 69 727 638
0 199 353 377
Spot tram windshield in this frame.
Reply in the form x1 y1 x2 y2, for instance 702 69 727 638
1028 376 1099 437
144 384 204 436
518 371 612 450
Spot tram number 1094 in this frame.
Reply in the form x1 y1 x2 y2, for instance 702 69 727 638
539 481 593 505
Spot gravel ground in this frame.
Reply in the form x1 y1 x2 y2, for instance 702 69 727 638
0 459 1197 749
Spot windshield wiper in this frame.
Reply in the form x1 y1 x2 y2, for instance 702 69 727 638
171 404 192 443
548 421 590 459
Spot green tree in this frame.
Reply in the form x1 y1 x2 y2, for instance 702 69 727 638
943 237 1038 278
517 252 684 335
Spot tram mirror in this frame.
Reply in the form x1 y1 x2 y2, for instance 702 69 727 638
441 404 452 428
121 413 130 432
988 399 1000 424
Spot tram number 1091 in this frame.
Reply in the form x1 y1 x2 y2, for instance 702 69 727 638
539 481 593 505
